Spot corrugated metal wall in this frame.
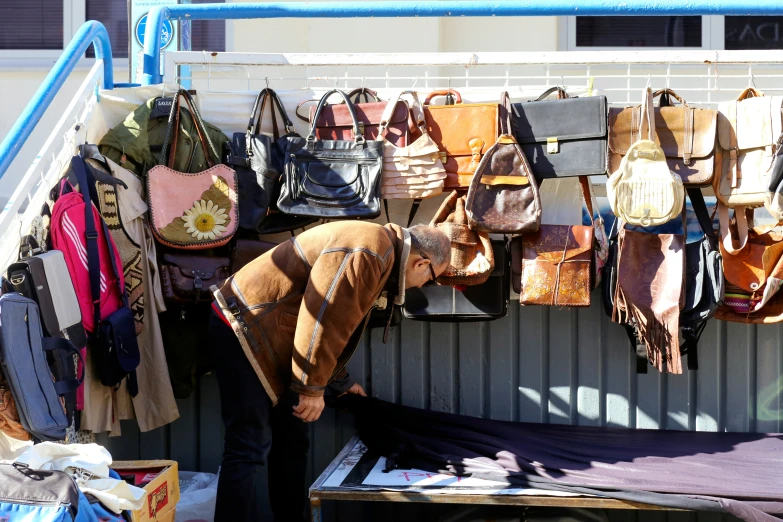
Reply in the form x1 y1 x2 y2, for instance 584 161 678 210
97 293 778 520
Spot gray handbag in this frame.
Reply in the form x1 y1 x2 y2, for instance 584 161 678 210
278 89 383 219
511 87 608 179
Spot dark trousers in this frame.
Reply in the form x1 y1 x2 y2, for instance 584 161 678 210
209 312 310 522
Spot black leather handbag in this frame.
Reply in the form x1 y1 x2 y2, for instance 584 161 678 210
278 89 384 219
225 88 318 234
511 87 608 179
403 240 509 322
602 189 723 372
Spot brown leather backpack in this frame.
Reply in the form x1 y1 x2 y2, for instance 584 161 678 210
465 92 541 234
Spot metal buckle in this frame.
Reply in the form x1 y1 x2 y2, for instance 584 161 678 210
547 137 559 154
85 231 99 239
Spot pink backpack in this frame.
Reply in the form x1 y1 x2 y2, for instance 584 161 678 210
50 177 124 334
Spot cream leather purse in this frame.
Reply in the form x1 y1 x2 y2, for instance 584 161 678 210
607 88 685 227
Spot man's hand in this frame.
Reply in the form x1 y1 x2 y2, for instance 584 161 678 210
341 382 367 397
293 394 325 422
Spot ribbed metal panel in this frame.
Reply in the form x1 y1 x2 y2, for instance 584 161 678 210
98 297 778 520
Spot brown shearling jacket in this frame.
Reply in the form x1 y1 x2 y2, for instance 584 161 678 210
212 221 410 404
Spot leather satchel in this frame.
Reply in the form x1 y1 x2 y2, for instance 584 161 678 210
511 178 596 307
147 90 238 249
423 89 499 189
511 87 608 178
380 91 447 200
607 87 685 227
714 211 783 323
430 191 494 286
225 88 316 234
304 88 411 147
465 92 541 234
608 88 717 186
279 89 384 219
160 253 230 303
403 240 509 322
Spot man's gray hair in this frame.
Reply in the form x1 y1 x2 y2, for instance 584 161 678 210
408 225 451 267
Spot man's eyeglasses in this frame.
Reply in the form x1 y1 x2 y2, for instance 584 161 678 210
420 252 437 284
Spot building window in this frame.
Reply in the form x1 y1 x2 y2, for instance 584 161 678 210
575 16 702 48
725 16 783 50
86 0 225 58
0 1 63 50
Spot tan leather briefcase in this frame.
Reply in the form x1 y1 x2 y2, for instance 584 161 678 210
423 89 499 189
608 88 717 186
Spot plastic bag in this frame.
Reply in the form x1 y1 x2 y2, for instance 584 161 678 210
175 471 219 522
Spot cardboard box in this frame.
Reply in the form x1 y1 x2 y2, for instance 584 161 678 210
112 460 180 522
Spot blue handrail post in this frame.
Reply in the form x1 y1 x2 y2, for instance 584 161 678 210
0 21 114 181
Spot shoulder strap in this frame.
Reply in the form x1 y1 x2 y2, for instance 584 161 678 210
378 90 404 138
728 100 740 188
499 91 512 136
578 176 595 226
160 90 220 170
639 87 656 142
687 188 716 239
718 202 751 254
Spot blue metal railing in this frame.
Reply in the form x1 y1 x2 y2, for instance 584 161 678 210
0 21 115 181
2 1 783 182
141 0 783 84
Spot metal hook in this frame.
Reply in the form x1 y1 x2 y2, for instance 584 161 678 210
412 77 419 90
560 76 566 90
750 72 757 88
361 77 365 89
265 77 270 89
645 75 652 89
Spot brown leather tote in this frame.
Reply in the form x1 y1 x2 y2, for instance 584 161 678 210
160 253 230 303
608 88 717 186
431 191 495 286
423 89 500 189
511 177 595 307
465 92 541 234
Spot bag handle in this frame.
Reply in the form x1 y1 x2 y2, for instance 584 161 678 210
379 90 426 137
534 87 570 101
638 87 657 142
737 87 765 101
247 88 295 146
346 87 381 104
424 89 462 106
307 89 365 145
160 90 220 170
652 88 690 108
718 202 752 255
498 91 513 136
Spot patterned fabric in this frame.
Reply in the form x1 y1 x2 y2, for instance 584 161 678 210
94 166 145 335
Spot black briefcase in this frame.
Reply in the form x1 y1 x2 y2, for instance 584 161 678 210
403 240 509 322
511 88 607 179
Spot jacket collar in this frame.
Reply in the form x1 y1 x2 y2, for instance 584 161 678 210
383 224 411 306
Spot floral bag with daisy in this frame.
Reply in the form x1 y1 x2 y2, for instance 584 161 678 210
147 90 238 249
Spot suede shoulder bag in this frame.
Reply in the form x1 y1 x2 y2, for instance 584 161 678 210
147 90 238 249
279 89 384 219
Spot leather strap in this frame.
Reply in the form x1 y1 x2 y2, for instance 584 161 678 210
160 90 220 170
246 88 295 153
407 199 422 227
687 188 716 239
718 202 751 254
346 87 381 104
727 100 741 188
307 89 364 145
652 88 690 107
639 87 656 142
379 90 427 138
534 86 569 101
498 91 513 136
578 176 595 226
423 89 462 106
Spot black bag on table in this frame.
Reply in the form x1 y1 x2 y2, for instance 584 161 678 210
403 240 509 322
